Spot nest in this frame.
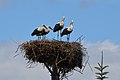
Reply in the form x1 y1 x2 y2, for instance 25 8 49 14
19 40 86 78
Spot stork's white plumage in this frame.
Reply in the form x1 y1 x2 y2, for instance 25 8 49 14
31 24 52 39
61 20 74 42
42 26 53 39
53 16 65 40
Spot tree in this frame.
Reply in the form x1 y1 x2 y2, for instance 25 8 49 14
94 51 109 80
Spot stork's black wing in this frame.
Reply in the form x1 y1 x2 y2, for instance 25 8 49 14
53 23 64 32
31 28 39 36
61 28 72 37
61 28 67 37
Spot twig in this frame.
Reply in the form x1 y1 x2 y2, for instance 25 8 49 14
55 53 60 65
13 53 21 58
44 63 53 74
26 61 37 68
73 68 83 74
81 55 89 72
56 58 68 66
75 35 85 42
88 62 93 72
15 45 21 53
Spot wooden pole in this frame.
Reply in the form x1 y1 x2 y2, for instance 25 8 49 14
51 65 59 80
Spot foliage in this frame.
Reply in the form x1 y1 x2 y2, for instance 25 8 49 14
95 51 109 80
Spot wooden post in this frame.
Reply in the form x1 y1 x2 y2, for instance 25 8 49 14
51 65 59 80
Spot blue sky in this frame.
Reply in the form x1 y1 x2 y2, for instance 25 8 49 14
0 0 120 80
0 0 120 42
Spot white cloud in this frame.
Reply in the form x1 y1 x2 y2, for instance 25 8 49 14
99 40 120 53
85 40 120 64
0 41 50 80
85 40 120 80
0 40 120 80
0 0 9 8
79 0 120 9
80 0 95 9
86 40 120 54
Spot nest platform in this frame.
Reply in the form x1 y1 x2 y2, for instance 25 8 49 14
19 40 85 77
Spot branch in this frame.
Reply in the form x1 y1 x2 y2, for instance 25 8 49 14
44 63 53 74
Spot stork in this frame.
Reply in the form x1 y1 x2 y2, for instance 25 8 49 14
61 20 74 42
53 16 65 40
31 24 52 40
42 25 53 39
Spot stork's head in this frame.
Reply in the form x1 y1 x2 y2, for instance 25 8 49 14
70 20 74 25
62 16 65 21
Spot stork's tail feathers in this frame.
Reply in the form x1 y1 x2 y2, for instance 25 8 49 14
31 33 34 36
31 28 39 36
53 29 57 32
61 32 64 37
53 24 60 32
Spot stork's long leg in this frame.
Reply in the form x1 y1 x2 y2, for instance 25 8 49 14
57 31 59 40
67 35 69 42
38 36 41 40
42 35 44 40
45 35 46 39
69 34 70 42
38 36 39 40
40 36 42 40
67 34 70 42
44 35 46 39
42 35 46 40
60 30 62 41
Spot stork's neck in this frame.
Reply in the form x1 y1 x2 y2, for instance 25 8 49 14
61 20 64 23
67 25 74 31
61 18 65 22
70 24 73 28
70 22 73 25
47 27 51 31
69 22 74 28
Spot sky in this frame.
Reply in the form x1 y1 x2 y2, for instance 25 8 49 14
0 0 120 80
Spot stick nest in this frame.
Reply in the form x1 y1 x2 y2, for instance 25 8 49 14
19 40 85 77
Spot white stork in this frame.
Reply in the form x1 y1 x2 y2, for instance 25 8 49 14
61 20 74 42
42 25 53 39
31 24 52 40
53 16 65 40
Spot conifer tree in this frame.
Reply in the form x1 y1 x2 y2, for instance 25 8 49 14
95 51 109 80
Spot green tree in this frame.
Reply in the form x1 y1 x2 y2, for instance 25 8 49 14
94 51 109 80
